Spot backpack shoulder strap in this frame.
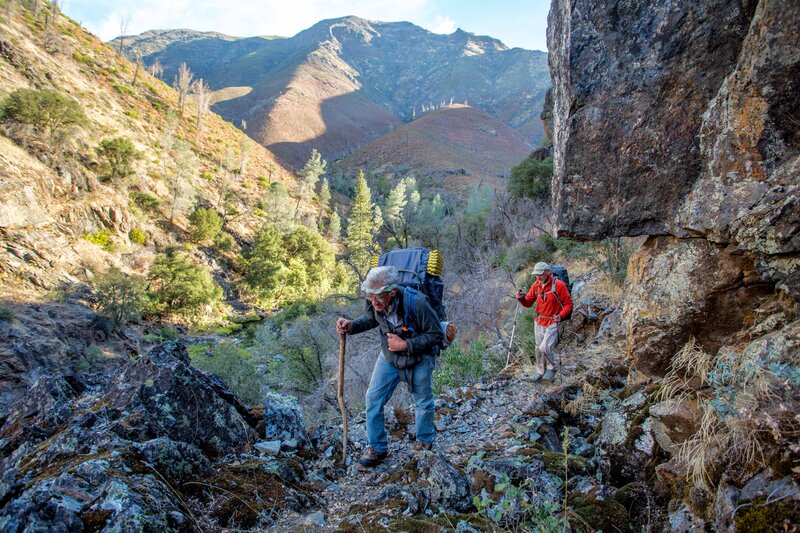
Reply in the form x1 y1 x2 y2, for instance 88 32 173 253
551 279 564 309
402 287 416 328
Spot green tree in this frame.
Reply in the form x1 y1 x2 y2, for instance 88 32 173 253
383 177 420 248
508 157 553 200
243 225 335 308
294 149 326 218
413 193 447 248
260 182 294 231
0 88 87 138
96 137 140 181
95 268 147 328
319 178 331 214
328 210 342 241
188 207 223 243
345 171 378 278
148 249 223 316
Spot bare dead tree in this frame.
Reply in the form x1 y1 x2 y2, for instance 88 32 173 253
192 78 212 130
131 50 142 86
147 59 163 79
173 62 194 117
117 15 130 55
30 0 40 18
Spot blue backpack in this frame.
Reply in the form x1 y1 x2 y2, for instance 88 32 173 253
373 247 455 348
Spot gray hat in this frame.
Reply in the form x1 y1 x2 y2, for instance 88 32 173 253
532 262 550 275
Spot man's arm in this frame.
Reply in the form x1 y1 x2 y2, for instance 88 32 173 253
349 301 379 334
518 283 537 308
404 296 444 355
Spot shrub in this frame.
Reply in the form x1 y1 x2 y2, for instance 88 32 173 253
128 227 147 245
433 335 498 393
83 229 115 251
0 88 88 135
189 343 264 405
213 231 237 253
201 170 214 181
75 344 103 373
113 84 135 96
147 249 223 316
97 136 140 181
73 51 94 67
131 191 161 211
124 110 140 119
159 325 180 340
94 268 147 328
0 306 14 323
188 207 223 243
508 157 552 200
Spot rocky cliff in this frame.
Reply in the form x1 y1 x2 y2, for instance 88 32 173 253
548 0 799 528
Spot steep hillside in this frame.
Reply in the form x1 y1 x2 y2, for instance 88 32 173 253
337 104 532 192
118 18 550 168
0 5 300 410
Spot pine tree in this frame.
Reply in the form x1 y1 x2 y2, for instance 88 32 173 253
319 178 331 214
328 210 341 241
345 171 377 279
294 149 326 218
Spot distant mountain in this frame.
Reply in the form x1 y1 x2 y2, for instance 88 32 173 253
337 105 532 191
117 17 550 169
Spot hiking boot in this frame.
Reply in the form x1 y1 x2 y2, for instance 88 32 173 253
412 440 433 452
543 369 557 381
358 447 387 468
531 372 544 382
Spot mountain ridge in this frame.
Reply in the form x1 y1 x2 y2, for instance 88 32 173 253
117 17 550 169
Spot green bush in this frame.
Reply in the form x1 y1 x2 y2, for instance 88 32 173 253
131 191 161 211
73 51 94 67
147 249 223 316
0 88 88 135
159 325 180 340
75 344 103 373
508 157 552 200
0 306 14 323
128 227 147 245
97 136 140 181
189 343 264 405
83 229 115 251
433 335 499 393
113 84 135 96
188 207 223 243
213 231 237 253
94 268 147 328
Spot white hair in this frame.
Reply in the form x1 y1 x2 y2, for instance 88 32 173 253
361 265 400 294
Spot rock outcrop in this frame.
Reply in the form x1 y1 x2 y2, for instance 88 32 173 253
547 0 800 530
548 0 799 298
0 342 314 531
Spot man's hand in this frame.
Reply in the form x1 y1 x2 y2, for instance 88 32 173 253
516 289 525 300
387 333 408 352
554 314 562 323
336 317 352 334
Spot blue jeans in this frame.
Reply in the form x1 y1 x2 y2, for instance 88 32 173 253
365 353 435 453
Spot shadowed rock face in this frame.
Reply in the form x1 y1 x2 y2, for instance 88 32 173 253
548 0 800 371
548 0 758 239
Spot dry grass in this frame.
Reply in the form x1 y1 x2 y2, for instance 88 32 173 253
564 382 603 416
657 338 713 403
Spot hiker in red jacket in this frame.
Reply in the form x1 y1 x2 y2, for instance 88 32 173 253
516 262 573 381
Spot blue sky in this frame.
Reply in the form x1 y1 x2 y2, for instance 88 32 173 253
61 0 551 52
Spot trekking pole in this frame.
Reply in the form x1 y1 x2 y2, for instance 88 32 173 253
504 301 520 369
338 332 349 466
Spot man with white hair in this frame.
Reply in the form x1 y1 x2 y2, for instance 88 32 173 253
516 261 573 381
336 265 444 468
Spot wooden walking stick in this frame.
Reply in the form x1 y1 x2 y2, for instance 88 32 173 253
338 332 348 465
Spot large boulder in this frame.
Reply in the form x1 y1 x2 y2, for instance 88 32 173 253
618 236 767 375
262 391 311 450
0 342 275 531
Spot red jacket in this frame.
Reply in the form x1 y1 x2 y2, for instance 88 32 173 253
519 275 573 327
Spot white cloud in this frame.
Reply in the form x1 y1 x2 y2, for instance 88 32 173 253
427 15 456 35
